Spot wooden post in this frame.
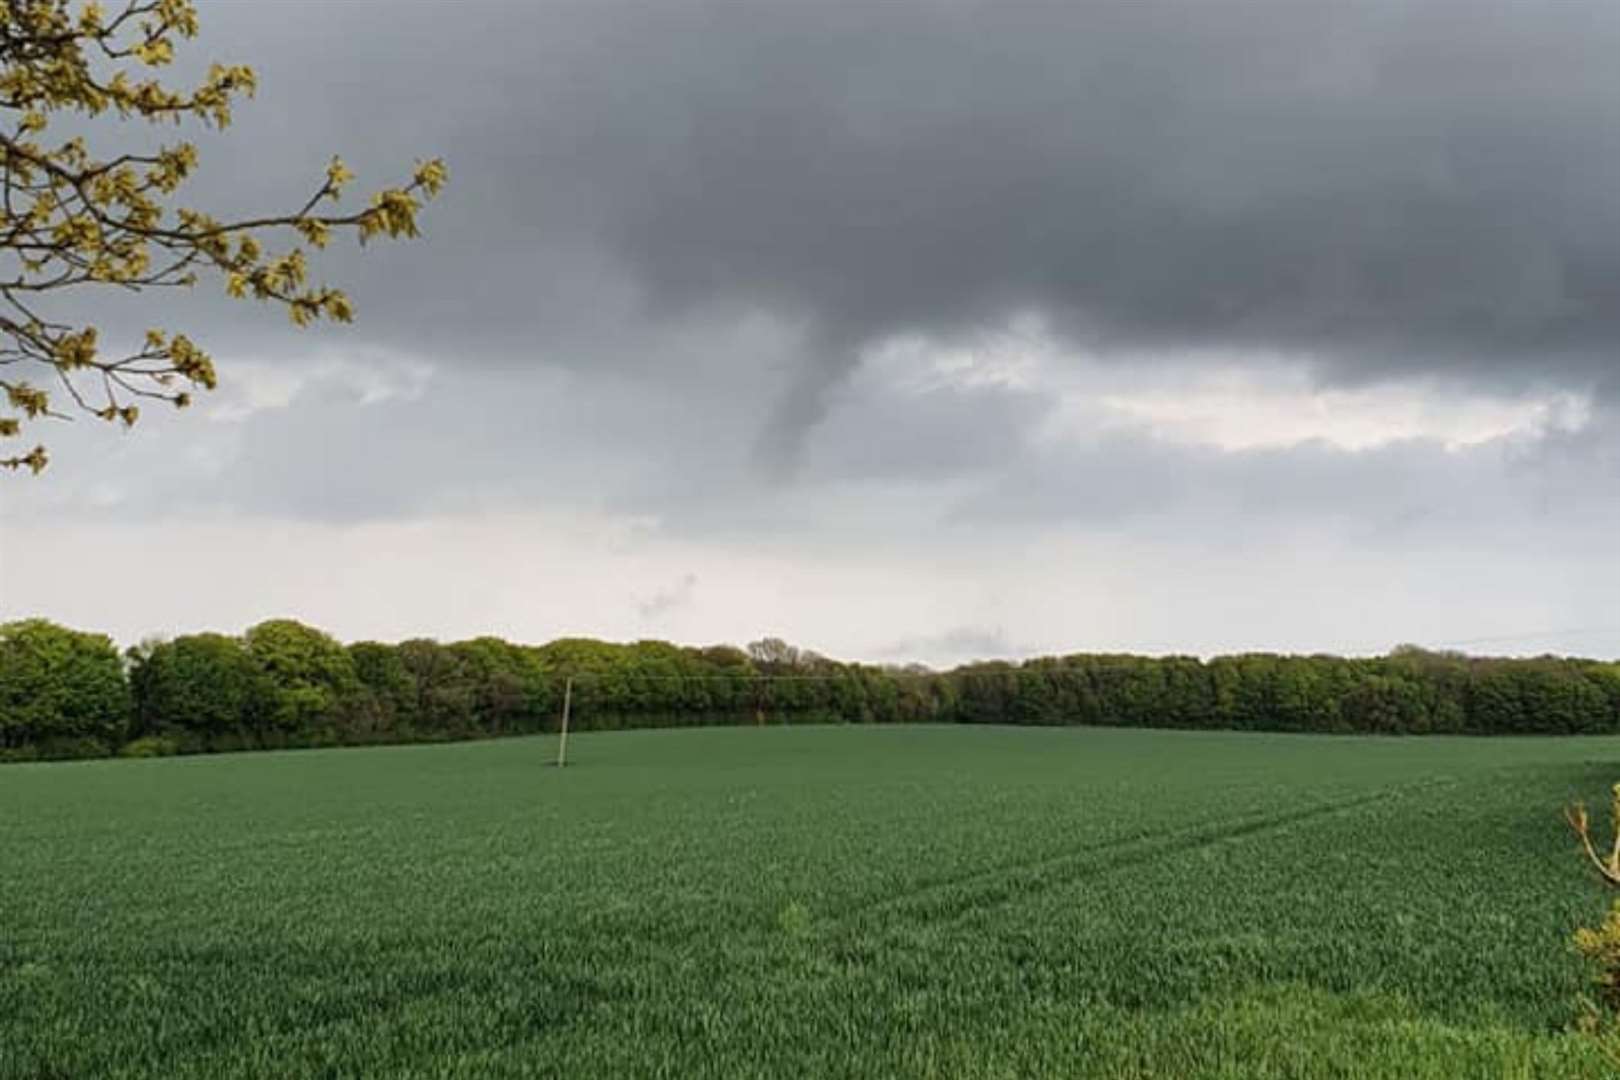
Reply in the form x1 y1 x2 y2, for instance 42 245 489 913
556 676 573 768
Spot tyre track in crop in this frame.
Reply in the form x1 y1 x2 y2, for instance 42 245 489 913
822 775 1461 937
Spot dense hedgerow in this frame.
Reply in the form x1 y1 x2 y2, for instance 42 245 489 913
3 619 1620 760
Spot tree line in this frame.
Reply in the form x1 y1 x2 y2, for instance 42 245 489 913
4 618 1620 762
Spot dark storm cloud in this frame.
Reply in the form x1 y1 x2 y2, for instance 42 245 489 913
28 0 1620 518
113 0 1611 490
566 0 1620 388
20 1 1620 664
196 0 1620 394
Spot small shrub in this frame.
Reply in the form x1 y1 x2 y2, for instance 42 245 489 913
119 736 181 759
1567 784 1620 1066
1576 902 1620 996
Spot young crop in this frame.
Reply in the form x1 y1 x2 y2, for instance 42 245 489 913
3 726 1614 1077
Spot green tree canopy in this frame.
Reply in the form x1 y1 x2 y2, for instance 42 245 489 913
0 617 130 750
126 631 261 738
242 618 359 735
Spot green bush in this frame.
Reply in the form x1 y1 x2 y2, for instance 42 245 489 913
119 735 182 759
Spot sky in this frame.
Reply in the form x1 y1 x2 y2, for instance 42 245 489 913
5 0 1620 666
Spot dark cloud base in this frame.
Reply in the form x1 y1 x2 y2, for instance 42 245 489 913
187 1 1620 413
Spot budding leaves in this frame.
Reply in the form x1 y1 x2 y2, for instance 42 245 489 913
0 0 446 473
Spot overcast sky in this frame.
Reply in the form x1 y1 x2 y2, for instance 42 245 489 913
5 0 1620 665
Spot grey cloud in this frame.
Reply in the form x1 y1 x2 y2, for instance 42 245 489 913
805 368 1049 482
25 1 1620 529
179 1 1620 402
25 343 1609 569
873 626 1021 666
636 574 698 620
19 0 1620 663
951 431 1530 537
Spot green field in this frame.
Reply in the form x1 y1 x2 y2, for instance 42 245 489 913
4 725 1619 1078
